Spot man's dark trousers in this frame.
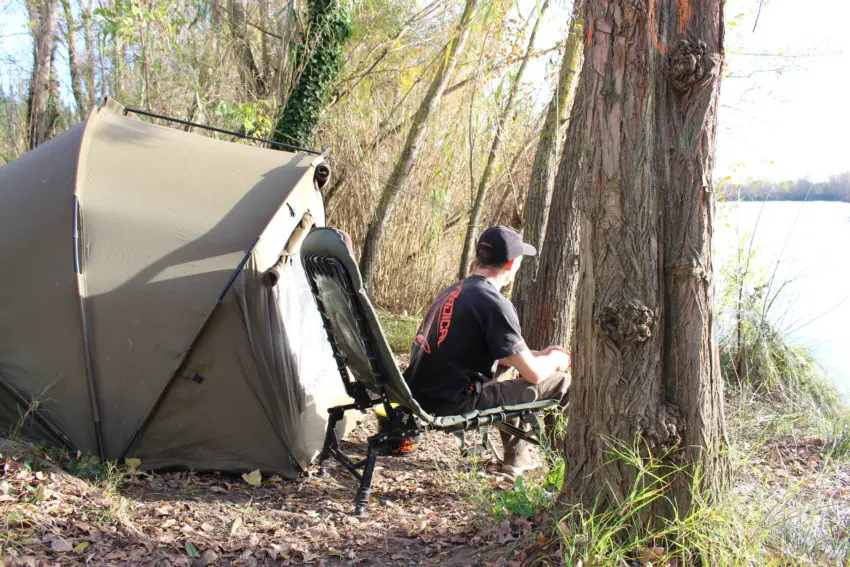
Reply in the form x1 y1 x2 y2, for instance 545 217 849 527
471 368 570 466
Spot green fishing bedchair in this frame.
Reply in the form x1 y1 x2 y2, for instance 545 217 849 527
300 227 558 515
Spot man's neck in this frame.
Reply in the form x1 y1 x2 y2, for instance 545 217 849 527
471 268 506 290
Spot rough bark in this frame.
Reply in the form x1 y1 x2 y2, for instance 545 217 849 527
108 0 124 102
61 0 87 118
359 0 480 296
512 2 584 347
81 0 97 110
259 0 272 83
556 0 727 519
657 8 729 513
26 0 60 150
228 0 267 99
458 0 549 280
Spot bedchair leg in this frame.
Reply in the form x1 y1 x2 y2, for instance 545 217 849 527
354 443 378 516
319 408 345 477
523 413 544 448
452 430 489 458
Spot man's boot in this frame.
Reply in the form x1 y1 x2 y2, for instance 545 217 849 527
499 419 530 479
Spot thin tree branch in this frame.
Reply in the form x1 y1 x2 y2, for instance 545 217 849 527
752 0 765 32
444 43 562 96
247 19 282 40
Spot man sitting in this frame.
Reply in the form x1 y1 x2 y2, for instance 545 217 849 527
404 226 571 477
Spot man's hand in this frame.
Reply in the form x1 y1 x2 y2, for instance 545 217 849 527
539 344 568 356
554 350 571 372
532 346 571 372
500 347 572 385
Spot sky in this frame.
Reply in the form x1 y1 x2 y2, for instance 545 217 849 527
522 0 850 184
2 0 849 183
715 0 850 182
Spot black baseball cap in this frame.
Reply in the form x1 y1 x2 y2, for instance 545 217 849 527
476 226 536 264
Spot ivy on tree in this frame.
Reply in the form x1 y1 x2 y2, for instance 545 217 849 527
274 0 352 148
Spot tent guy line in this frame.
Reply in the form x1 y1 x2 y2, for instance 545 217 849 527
122 105 325 156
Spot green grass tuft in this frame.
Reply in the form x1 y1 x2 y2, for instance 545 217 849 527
376 309 420 354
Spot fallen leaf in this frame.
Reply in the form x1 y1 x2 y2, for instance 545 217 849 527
242 469 262 487
185 541 200 559
3 457 21 474
33 484 48 503
230 517 243 536
514 516 532 534
124 458 142 474
640 546 666 563
201 549 218 565
73 541 90 553
50 538 73 553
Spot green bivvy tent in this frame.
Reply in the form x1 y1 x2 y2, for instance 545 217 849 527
0 100 351 476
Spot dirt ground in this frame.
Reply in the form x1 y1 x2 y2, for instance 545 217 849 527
4 405 850 565
0 417 560 567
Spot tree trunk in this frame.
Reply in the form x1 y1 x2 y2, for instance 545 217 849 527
269 0 298 104
359 0 480 296
108 0 124 103
259 0 272 83
137 23 151 109
81 0 97 110
273 0 352 148
512 2 584 347
557 0 727 520
458 0 549 279
61 0 87 118
27 0 60 150
227 0 267 99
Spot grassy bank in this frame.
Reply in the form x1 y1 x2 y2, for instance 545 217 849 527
371 293 850 564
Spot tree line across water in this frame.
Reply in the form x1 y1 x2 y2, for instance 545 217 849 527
719 171 850 202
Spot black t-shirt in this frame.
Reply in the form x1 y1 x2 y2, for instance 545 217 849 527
403 275 527 415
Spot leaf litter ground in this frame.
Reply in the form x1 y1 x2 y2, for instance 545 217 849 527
0 417 559 566
3 404 850 565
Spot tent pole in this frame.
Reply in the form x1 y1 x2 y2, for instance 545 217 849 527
0 372 77 452
120 238 260 461
73 197 106 460
121 107 323 156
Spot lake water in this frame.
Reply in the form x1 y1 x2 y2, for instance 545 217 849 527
713 201 850 398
